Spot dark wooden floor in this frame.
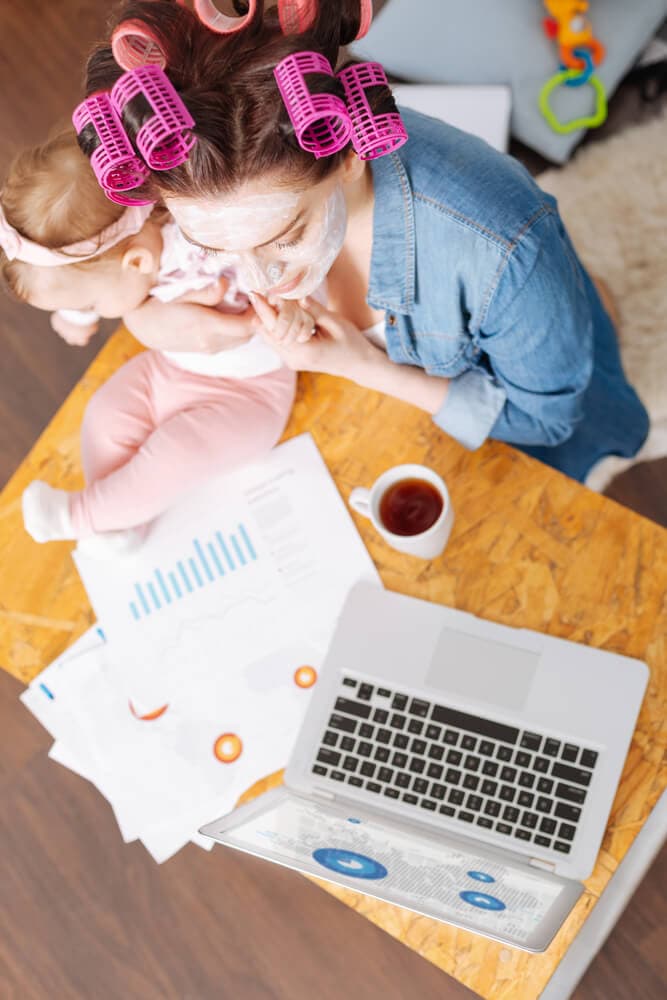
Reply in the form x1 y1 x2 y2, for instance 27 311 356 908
0 3 664 998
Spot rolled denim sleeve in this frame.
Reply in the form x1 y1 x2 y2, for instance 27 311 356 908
477 210 594 447
433 368 506 450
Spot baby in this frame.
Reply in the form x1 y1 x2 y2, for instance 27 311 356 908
0 129 316 553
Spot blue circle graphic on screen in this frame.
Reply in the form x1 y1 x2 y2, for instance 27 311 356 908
312 848 387 880
467 870 495 883
460 891 506 911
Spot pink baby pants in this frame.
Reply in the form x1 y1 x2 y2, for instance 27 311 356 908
69 351 296 536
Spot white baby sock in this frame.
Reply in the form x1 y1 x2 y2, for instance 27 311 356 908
22 481 74 542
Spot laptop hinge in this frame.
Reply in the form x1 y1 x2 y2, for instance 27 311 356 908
529 857 557 872
312 787 335 802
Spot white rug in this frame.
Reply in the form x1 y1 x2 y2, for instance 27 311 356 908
537 113 667 491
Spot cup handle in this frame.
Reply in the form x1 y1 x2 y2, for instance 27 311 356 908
349 487 372 518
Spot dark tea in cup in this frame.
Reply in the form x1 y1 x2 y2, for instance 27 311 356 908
379 478 444 536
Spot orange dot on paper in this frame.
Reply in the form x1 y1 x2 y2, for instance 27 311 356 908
214 732 243 763
294 665 318 688
128 700 169 721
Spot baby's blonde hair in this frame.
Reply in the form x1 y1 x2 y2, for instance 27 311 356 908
1 127 131 301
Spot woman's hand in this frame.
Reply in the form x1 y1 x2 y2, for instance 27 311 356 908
250 294 383 380
124 294 256 353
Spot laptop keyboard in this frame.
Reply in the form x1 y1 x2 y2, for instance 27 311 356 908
311 678 600 857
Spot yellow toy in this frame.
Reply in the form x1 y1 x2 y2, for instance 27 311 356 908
542 0 605 70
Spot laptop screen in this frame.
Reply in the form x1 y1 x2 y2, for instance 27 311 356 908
215 791 579 951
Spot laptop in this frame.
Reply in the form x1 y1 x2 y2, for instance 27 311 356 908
200 582 648 951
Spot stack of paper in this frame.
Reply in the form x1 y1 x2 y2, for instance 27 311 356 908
21 435 380 863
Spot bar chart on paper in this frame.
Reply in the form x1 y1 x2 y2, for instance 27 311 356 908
129 522 258 622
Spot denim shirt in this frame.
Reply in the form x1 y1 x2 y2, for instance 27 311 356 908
367 108 595 451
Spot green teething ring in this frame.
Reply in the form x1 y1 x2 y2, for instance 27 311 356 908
539 69 607 134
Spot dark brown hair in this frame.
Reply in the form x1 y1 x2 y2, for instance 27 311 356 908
82 0 398 201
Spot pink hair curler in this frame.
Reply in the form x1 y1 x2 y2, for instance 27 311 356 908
277 0 373 39
72 94 152 206
187 0 258 35
111 19 167 71
274 51 352 158
111 65 196 171
337 62 408 160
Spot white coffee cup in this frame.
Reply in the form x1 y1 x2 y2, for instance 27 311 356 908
349 463 454 559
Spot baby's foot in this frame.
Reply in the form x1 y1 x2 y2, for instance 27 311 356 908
22 481 74 542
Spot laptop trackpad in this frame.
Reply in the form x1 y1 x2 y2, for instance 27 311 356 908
426 628 539 712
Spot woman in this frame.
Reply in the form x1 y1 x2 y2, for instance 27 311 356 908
82 0 648 483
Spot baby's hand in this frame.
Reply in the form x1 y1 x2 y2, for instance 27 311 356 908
252 294 317 346
50 312 99 346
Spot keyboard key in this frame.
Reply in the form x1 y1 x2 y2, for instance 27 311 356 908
359 723 374 739
377 767 393 783
465 755 481 772
343 756 359 772
392 752 408 768
402 793 418 804
323 730 338 746
449 789 464 805
500 766 517 782
427 763 444 780
440 804 456 817
393 734 409 749
421 799 437 811
503 806 519 822
376 728 392 745
392 693 408 711
485 800 501 817
516 829 531 841
430 783 446 800
478 740 495 756
496 822 512 835
409 698 430 717
317 748 340 766
580 748 599 769
534 756 551 773
384 787 399 799
342 677 357 687
482 760 498 777
521 811 538 829
559 823 577 841
413 778 429 795
410 738 427 755
481 779 498 796
443 729 459 745
544 738 561 756
499 785 516 802
461 735 477 750
366 781 381 793
429 745 445 761
358 684 374 700
517 791 534 808
535 797 552 813
358 741 372 757
312 765 327 776
466 794 483 811
377 687 391 697
329 714 357 733
463 774 479 790
540 818 557 834
335 697 371 719
409 757 426 774
562 743 579 762
331 771 345 781
497 746 513 761
348 776 363 787
552 763 592 787
340 736 355 752
556 782 587 804
477 816 493 829
407 719 424 735
374 746 390 762
458 811 475 823
360 762 375 778
515 751 532 768
554 841 571 854
520 731 542 751
445 768 462 785
395 772 411 788
554 802 581 822
425 724 441 740
431 706 519 744
537 777 554 794
534 835 552 848
373 708 389 724
390 713 406 729
446 749 462 765
518 772 535 789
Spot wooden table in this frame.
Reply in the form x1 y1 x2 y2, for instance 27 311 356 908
1 328 665 999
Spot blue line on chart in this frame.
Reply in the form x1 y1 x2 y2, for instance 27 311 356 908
39 683 55 700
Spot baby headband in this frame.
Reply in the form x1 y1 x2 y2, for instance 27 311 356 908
72 65 196 206
274 54 408 160
0 203 154 268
